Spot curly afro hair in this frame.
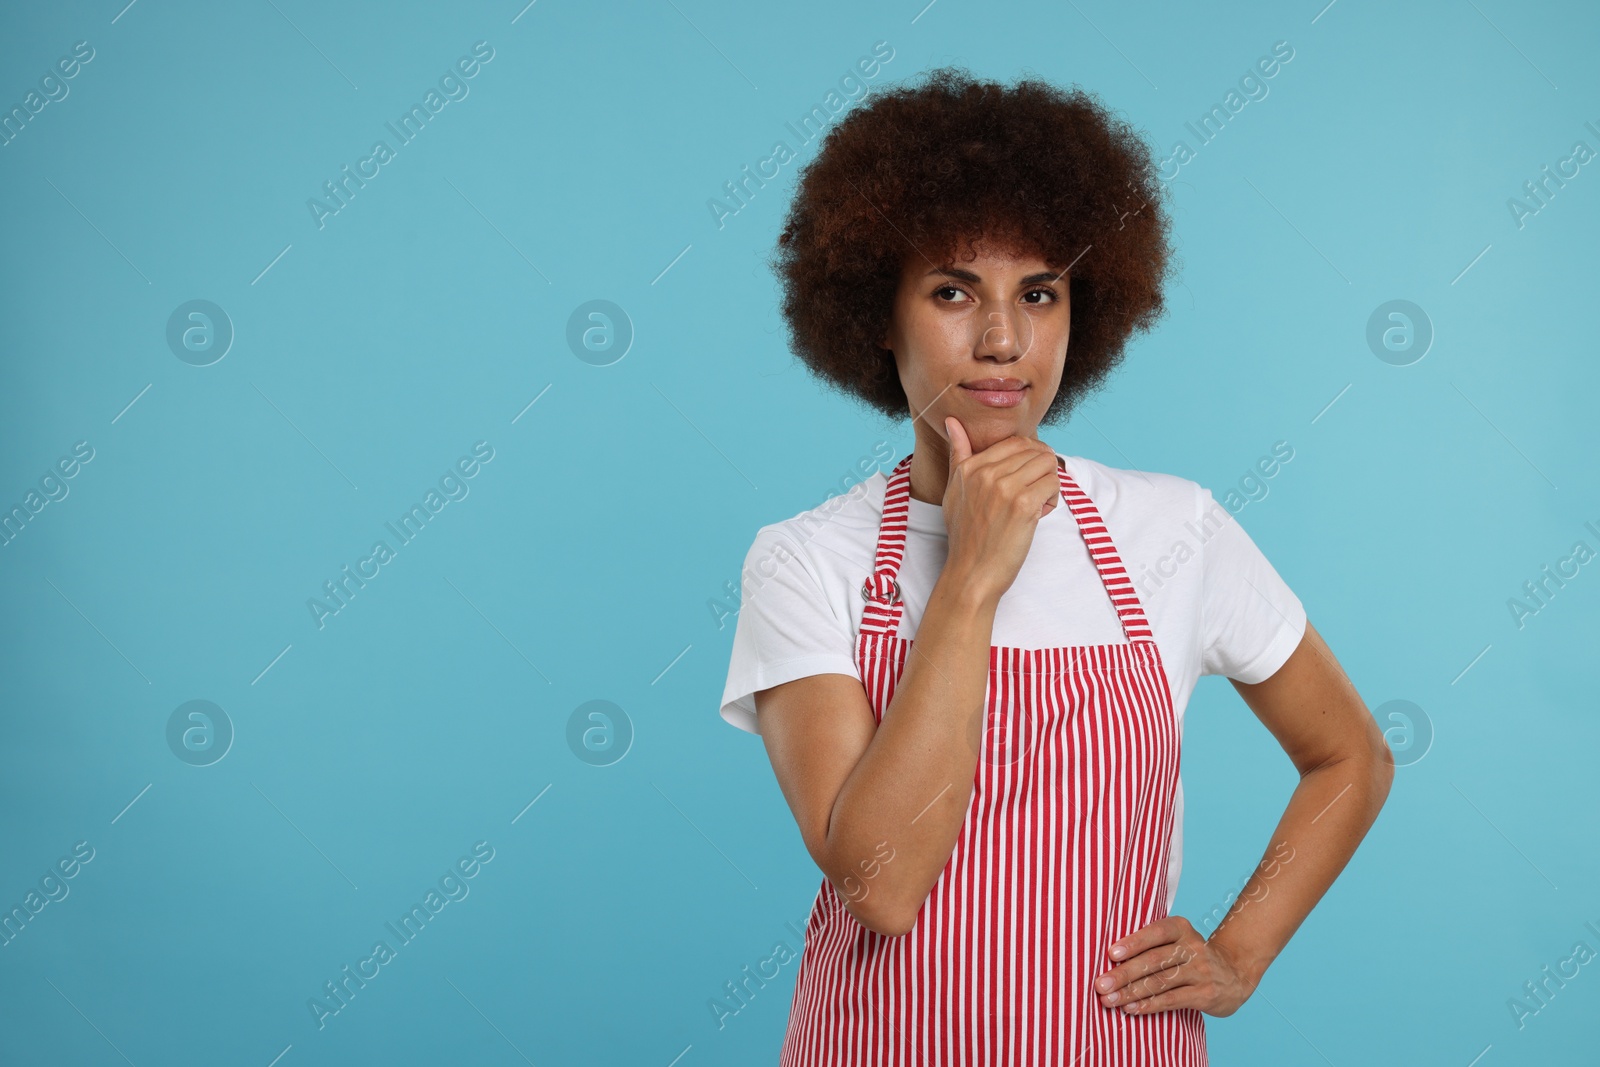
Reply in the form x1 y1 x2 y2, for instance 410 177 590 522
769 66 1178 427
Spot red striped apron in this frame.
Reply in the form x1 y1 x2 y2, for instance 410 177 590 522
779 453 1206 1066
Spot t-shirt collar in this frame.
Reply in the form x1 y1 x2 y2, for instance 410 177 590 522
901 454 1069 537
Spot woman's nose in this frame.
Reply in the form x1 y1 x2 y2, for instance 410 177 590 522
979 307 1032 360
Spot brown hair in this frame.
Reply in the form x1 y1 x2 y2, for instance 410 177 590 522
769 66 1177 426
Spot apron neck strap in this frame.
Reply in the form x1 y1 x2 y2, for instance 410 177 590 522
859 452 1156 645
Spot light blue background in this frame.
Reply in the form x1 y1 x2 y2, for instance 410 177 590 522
2 0 1597 1063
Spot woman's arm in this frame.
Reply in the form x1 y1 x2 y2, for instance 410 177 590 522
755 559 1001 937
1090 619 1394 1017
756 434 1061 938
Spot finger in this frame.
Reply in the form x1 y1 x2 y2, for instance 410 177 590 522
994 449 1065 503
1035 446 1062 513
1026 464 1064 516
1112 985 1199 1016
1097 922 1186 993
977 439 1059 485
1108 918 1180 965
957 432 1050 474
1102 952 1198 1009
1111 946 1207 1010
1095 939 1183 997
945 417 971 466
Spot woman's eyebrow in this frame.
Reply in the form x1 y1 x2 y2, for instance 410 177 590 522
923 267 1068 285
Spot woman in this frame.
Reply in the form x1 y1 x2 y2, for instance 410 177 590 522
718 67 1392 1065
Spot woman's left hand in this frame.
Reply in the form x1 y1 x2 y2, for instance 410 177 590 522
1092 916 1256 1018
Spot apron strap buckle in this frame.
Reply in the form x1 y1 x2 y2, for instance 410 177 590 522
860 573 902 606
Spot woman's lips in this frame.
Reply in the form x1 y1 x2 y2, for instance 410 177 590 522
959 383 1028 408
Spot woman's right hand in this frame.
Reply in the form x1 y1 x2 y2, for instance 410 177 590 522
940 416 1061 605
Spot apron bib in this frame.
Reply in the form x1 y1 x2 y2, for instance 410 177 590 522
779 453 1207 1067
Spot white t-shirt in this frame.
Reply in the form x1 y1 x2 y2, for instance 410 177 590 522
718 451 1307 911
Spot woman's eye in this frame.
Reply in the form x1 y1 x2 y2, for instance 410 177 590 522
935 286 1057 304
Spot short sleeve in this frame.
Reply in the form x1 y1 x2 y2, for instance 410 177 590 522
1198 486 1307 683
719 525 861 734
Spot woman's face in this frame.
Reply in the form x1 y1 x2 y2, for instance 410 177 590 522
880 237 1071 455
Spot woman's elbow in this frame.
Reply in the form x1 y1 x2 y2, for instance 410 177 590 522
1363 720 1396 785
846 896 916 938
1316 717 1397 791
835 877 918 937
822 839 920 936
1355 733 1396 815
